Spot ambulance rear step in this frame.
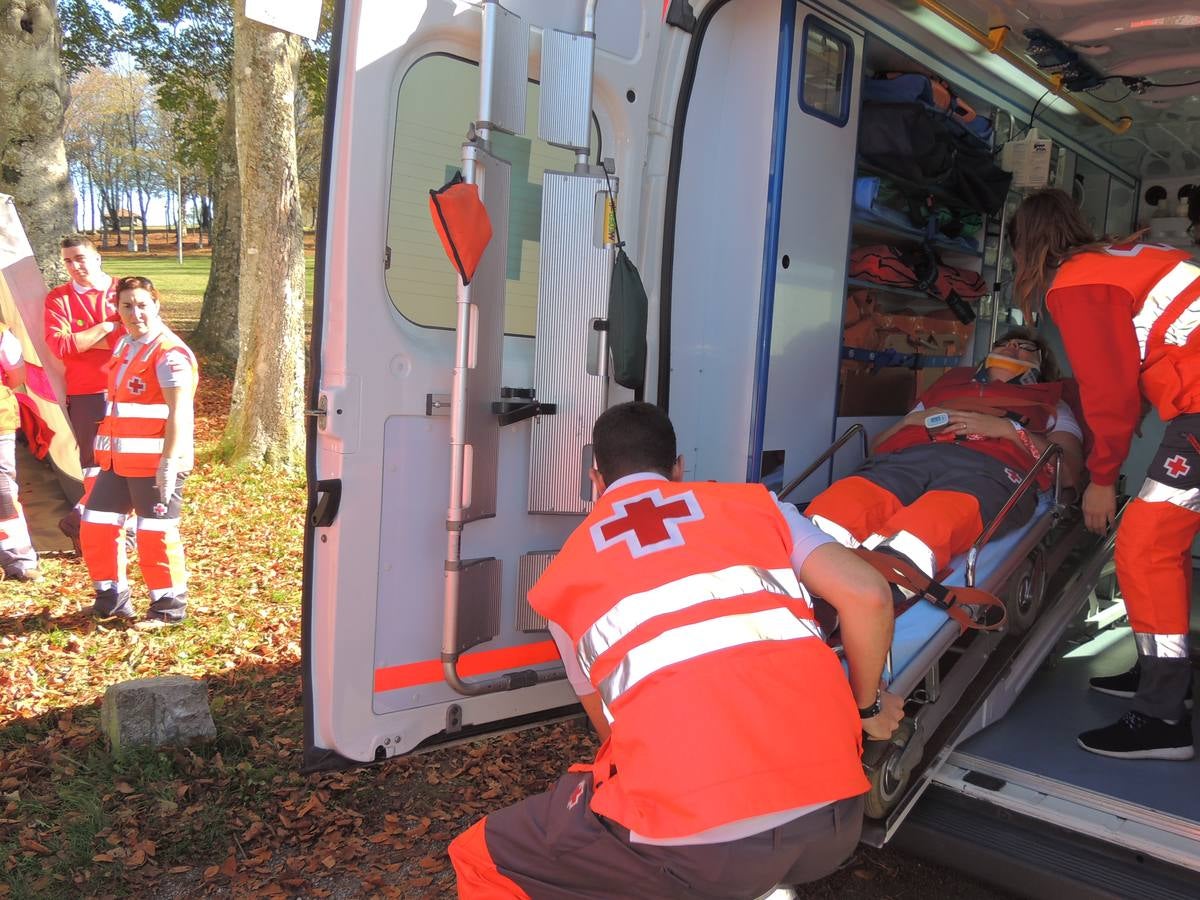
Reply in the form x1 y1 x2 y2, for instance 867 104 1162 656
894 784 1200 899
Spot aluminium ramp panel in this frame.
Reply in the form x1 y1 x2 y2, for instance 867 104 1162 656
478 0 528 137
528 171 612 514
537 28 594 151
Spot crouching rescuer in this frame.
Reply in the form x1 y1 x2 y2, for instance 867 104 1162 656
80 277 196 624
449 402 902 899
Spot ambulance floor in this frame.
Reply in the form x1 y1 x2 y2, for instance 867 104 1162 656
955 586 1200 828
16 439 76 555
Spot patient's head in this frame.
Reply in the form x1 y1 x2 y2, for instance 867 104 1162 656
592 402 679 485
985 327 1060 384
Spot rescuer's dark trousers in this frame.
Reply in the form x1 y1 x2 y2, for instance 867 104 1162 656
1114 414 1200 722
449 771 865 899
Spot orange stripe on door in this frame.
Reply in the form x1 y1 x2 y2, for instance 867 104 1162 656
373 640 561 693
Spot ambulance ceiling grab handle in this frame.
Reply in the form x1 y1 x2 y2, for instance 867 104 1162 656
912 0 1133 136
442 0 566 696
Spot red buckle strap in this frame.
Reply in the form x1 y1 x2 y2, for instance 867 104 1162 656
854 548 1007 633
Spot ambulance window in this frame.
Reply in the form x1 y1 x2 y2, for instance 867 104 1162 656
798 18 852 126
386 54 588 336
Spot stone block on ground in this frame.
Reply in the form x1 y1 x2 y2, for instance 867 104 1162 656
100 675 217 752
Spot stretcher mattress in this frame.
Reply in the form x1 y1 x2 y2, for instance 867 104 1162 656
888 493 1055 685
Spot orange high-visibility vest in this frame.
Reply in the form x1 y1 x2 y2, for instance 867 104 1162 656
0 324 17 435
94 330 197 477
1051 244 1200 420
875 367 1063 488
529 478 867 840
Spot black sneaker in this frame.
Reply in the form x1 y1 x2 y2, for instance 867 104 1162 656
1077 711 1194 761
1090 663 1194 709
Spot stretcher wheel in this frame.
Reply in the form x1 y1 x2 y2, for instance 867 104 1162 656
863 741 913 819
862 718 920 819
1005 549 1047 637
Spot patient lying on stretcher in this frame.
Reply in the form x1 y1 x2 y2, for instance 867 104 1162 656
807 328 1085 581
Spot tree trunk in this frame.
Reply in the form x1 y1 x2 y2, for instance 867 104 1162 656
0 1 75 285
193 101 241 363
224 5 305 467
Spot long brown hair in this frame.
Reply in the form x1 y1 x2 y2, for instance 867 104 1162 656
1008 188 1102 319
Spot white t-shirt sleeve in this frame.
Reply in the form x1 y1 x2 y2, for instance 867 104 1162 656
772 494 836 573
548 621 595 696
0 329 23 369
156 348 193 389
1049 400 1083 442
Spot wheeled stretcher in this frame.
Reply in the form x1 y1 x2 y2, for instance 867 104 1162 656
781 425 1094 833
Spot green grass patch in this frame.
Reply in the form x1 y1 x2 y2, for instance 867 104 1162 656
102 252 317 335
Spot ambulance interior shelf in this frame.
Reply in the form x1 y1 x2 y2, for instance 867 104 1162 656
853 162 985 255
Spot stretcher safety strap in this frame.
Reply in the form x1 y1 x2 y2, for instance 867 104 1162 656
596 608 822 708
577 564 810 678
853 547 1006 633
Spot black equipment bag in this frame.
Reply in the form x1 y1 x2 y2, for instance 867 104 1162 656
857 102 1012 215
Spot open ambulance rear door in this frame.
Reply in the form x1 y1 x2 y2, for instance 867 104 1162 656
301 0 672 770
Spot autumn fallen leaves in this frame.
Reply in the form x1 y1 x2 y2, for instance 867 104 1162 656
0 352 594 899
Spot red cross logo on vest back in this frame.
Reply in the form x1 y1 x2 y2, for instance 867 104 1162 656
127 376 147 396
590 488 705 557
1164 454 1191 479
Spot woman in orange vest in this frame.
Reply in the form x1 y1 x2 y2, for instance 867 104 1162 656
80 276 197 625
0 322 38 580
806 329 1083 581
1010 188 1199 761
449 402 902 899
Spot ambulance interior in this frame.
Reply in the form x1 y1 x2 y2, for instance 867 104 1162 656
663 3 1200 891
307 2 1200 894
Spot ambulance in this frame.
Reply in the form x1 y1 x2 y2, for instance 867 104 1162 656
303 2 1200 894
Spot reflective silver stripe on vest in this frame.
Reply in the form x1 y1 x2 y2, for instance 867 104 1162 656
113 437 165 455
93 435 111 452
1137 477 1200 511
1132 262 1200 358
596 608 821 708
576 565 810 678
106 401 169 419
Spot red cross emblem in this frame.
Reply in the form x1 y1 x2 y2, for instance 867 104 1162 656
590 488 704 558
127 376 146 395
1164 454 1191 479
566 780 585 810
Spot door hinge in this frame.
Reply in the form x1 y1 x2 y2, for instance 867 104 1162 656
384 246 392 270
304 394 328 430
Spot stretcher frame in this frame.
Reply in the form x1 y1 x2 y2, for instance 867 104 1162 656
784 425 1093 838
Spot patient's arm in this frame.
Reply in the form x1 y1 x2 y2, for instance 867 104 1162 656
870 405 946 453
